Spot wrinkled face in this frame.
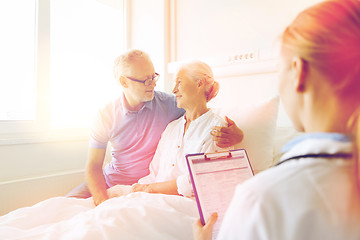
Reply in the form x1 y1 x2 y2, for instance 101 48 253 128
172 69 201 110
278 52 303 131
124 57 156 103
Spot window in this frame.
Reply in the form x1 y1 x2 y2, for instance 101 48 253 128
0 0 126 137
0 0 36 121
50 0 125 127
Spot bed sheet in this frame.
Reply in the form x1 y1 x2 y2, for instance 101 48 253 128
0 190 198 240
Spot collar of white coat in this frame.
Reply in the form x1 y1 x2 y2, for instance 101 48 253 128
279 132 353 164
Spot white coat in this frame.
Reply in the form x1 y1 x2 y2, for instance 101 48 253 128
218 133 360 240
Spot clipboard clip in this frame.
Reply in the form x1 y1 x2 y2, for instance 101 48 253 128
204 151 232 160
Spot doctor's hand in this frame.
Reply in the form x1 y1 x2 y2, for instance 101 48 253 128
212 116 244 148
193 213 218 240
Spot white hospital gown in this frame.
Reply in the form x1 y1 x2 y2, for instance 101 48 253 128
139 109 231 196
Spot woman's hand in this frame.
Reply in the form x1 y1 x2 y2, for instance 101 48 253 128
193 213 218 240
212 116 244 148
131 183 152 193
131 181 179 195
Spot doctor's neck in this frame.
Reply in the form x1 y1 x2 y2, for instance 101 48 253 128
301 88 356 135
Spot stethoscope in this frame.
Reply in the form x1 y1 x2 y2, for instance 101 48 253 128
275 153 353 167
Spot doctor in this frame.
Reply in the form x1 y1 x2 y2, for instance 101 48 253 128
194 0 360 239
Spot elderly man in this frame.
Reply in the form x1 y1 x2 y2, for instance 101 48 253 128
67 49 243 205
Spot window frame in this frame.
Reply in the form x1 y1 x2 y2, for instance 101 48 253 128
0 0 130 144
0 0 49 137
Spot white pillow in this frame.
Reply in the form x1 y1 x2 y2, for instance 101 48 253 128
214 96 280 174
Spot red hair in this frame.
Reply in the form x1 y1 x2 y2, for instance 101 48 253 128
282 0 360 188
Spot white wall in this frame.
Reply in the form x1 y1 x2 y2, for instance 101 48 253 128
169 0 323 127
0 138 89 215
129 0 169 91
128 0 324 90
174 0 322 61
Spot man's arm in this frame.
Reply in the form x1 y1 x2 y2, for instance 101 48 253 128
212 116 244 148
86 148 109 206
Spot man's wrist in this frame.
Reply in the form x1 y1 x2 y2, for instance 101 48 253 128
93 191 109 205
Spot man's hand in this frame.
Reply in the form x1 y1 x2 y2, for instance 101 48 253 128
107 184 132 198
193 213 218 240
212 116 244 148
92 192 109 206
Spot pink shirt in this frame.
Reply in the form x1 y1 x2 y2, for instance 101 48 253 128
89 91 185 187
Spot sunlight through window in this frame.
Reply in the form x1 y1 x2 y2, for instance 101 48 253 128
0 0 36 121
50 0 125 127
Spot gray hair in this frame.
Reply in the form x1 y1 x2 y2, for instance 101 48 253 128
179 61 220 102
113 49 151 80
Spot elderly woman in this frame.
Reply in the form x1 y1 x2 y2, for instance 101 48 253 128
109 61 232 197
195 0 360 239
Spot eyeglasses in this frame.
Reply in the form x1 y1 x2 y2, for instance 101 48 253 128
124 73 160 86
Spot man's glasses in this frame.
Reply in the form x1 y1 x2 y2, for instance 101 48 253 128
124 73 160 86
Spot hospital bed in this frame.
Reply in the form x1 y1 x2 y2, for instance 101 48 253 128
0 57 301 240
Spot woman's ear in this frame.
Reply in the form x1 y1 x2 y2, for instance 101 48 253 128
197 78 204 88
292 57 307 92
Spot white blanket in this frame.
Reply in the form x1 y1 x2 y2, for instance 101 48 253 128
0 191 198 240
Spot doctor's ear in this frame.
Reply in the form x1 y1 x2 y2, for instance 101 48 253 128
291 57 307 92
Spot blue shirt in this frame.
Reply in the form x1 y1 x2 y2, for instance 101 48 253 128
89 91 185 187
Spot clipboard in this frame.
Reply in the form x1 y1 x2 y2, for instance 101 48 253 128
186 149 254 239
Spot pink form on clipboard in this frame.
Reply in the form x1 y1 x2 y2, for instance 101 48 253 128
187 149 254 239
